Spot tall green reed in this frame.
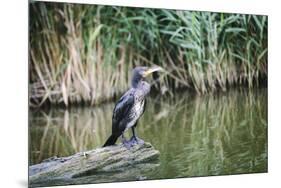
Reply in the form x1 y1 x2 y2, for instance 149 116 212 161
29 2 267 107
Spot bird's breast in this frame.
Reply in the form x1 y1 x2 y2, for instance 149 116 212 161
126 99 145 129
134 99 144 115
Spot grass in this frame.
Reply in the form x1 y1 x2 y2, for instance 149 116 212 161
29 2 268 107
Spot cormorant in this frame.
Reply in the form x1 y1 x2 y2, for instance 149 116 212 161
103 66 163 147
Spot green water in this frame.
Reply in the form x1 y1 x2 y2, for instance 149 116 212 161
29 88 267 184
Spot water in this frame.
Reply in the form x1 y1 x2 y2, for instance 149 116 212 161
29 88 267 184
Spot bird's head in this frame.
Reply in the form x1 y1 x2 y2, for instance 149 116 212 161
132 66 163 88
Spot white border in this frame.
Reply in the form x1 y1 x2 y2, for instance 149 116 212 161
1 0 280 188
35 0 269 15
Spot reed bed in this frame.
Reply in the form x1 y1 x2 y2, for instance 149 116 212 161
29 2 267 107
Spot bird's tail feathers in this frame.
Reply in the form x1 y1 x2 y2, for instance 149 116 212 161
103 134 119 147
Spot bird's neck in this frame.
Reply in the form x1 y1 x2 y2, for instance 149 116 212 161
132 81 141 89
132 76 143 88
132 81 151 96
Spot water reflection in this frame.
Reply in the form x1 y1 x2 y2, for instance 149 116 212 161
30 88 267 181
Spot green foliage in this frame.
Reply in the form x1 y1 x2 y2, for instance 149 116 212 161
29 2 268 107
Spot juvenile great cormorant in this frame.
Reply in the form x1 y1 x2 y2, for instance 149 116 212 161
103 66 163 147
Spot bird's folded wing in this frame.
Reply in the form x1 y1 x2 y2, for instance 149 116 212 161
112 90 135 124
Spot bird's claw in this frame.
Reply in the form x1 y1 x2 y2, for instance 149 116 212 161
130 136 144 145
122 140 134 149
122 136 144 149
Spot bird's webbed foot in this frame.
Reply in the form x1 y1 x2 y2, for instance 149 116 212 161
122 139 134 149
121 134 134 149
130 136 144 145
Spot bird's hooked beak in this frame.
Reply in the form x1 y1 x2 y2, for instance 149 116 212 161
142 66 164 77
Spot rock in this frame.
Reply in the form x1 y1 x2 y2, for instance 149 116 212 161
29 142 160 187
